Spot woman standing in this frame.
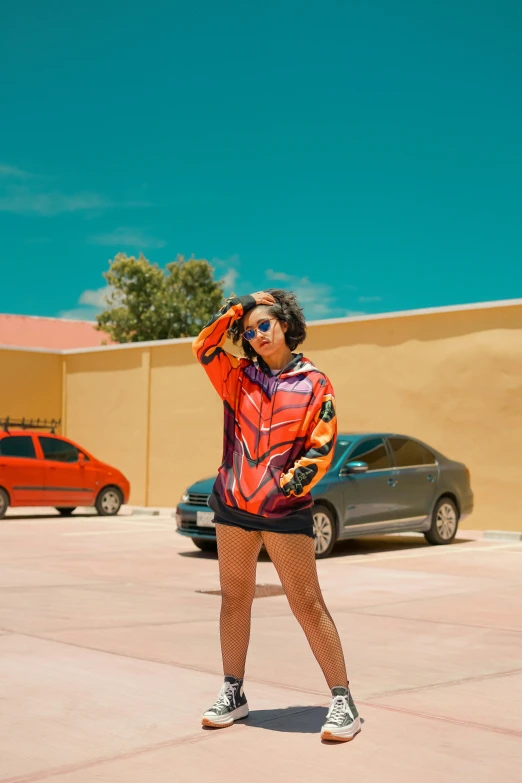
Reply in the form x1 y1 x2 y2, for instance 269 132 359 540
192 289 360 743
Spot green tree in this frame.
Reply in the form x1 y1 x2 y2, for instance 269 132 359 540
95 253 225 343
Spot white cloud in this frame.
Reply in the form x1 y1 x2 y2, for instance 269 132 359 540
0 186 112 215
222 268 238 293
89 227 166 249
78 286 112 309
358 295 382 303
293 281 337 319
57 308 98 322
266 269 292 282
0 183 150 216
0 166 150 216
0 163 32 179
58 285 116 321
211 255 242 295
263 270 342 320
345 310 366 317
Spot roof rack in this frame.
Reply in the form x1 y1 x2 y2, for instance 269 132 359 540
0 417 61 434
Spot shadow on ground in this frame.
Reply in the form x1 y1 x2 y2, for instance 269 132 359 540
203 706 365 735
179 534 473 560
205 706 327 734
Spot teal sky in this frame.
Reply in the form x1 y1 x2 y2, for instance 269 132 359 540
1 0 521 322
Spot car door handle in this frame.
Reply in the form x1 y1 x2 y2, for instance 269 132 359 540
427 474 436 483
387 478 398 487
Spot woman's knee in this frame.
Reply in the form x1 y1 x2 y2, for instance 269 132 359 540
287 590 325 624
220 580 256 612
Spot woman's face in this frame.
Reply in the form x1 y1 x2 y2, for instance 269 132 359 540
242 306 288 359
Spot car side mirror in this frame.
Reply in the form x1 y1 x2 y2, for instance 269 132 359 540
340 461 368 476
78 453 85 467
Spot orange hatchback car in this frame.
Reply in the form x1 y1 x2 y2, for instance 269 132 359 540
0 421 130 519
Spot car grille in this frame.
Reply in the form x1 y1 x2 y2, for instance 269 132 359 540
187 492 211 506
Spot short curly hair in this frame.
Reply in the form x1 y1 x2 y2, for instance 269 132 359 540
228 288 307 359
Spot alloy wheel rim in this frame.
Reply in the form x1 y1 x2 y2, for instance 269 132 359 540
102 491 120 514
313 512 332 555
436 503 457 539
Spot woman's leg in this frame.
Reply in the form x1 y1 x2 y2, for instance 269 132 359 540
215 524 263 679
262 531 349 690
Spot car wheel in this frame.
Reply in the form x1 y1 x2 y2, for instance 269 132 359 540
424 497 459 545
95 486 123 516
193 537 218 553
313 504 337 559
56 507 76 517
0 488 9 519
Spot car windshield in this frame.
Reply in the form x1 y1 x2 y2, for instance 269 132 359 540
333 440 352 465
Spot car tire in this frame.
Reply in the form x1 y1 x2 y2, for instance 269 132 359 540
193 537 218 553
424 496 459 545
95 486 123 516
313 504 337 559
56 507 76 516
0 488 9 519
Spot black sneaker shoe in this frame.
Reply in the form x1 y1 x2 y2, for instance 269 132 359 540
321 686 361 742
201 676 249 728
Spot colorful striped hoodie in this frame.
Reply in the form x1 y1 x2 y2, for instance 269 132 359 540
192 295 337 528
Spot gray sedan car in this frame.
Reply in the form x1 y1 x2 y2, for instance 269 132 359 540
176 433 474 558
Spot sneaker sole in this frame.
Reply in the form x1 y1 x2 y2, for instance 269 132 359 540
321 727 361 743
202 703 249 728
321 717 362 743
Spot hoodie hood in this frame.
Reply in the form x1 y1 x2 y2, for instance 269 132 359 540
255 352 317 378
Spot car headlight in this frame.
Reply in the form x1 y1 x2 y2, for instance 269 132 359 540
180 492 189 503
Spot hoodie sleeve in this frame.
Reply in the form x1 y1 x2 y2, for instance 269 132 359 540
280 377 337 497
192 295 256 402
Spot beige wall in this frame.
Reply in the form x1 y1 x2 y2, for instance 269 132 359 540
303 305 522 532
0 348 62 424
2 302 521 531
147 342 223 507
141 303 522 530
64 348 151 505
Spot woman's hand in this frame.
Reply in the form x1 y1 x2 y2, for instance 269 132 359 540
250 291 276 306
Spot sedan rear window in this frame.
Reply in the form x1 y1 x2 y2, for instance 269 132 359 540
0 436 36 459
389 438 436 467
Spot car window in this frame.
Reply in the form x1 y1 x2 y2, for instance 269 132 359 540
39 437 79 463
0 435 36 458
388 438 436 467
333 440 352 464
417 443 436 465
348 438 391 471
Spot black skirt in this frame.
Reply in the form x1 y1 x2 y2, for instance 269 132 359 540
208 491 315 539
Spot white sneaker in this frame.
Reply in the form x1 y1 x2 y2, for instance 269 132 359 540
202 677 249 728
321 686 361 742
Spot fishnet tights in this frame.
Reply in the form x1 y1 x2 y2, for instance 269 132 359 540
216 523 348 690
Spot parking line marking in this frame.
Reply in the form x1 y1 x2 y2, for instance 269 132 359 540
324 541 522 565
62 527 175 536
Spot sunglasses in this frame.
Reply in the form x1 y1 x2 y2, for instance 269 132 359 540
242 318 276 342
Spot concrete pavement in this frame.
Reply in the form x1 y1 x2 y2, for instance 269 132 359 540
1 508 521 782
